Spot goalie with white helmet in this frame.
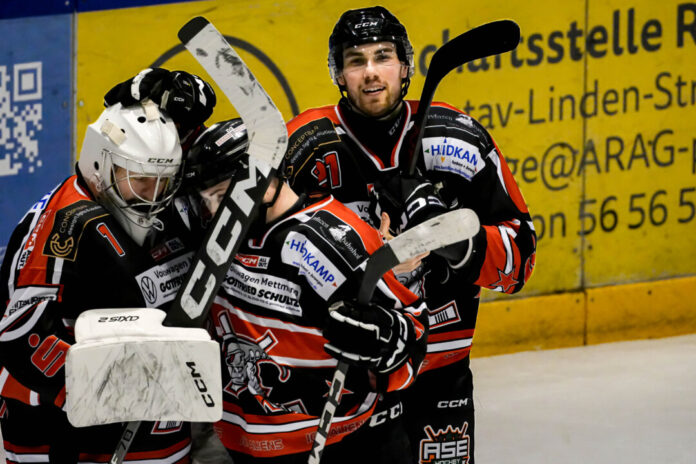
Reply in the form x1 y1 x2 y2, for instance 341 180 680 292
79 101 182 245
0 101 195 463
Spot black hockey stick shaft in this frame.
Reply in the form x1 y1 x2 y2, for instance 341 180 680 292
406 19 520 175
111 16 287 464
308 209 480 463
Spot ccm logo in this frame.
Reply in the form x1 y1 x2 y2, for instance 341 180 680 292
437 399 469 408
180 157 272 319
147 157 174 163
354 21 378 29
186 361 215 407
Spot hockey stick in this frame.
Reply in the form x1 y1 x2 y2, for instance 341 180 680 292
406 19 520 175
109 16 287 464
307 208 480 463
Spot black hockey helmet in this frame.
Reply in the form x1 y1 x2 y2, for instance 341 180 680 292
328 6 415 85
182 118 249 191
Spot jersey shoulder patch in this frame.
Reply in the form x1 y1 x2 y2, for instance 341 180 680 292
302 208 369 270
42 199 109 260
285 113 341 183
421 104 492 181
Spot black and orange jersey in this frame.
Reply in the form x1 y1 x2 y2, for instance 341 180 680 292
0 173 194 463
285 99 537 371
207 195 427 459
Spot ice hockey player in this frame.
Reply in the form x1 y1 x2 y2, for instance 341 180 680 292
178 118 429 463
0 102 193 463
283 6 537 463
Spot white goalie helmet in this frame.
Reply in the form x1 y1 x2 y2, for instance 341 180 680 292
78 101 183 246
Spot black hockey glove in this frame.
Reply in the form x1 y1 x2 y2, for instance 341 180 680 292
371 174 448 235
104 68 216 132
323 299 414 374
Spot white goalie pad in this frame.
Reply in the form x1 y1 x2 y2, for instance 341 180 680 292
65 307 222 427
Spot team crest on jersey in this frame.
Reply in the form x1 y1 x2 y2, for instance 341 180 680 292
419 422 470 464
422 137 484 181
236 253 270 269
281 232 346 300
42 200 107 261
216 311 291 412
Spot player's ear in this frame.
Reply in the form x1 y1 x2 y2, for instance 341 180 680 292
400 64 408 79
337 74 346 86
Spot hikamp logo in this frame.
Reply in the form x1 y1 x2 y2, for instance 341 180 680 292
48 233 73 257
140 276 158 305
419 422 470 464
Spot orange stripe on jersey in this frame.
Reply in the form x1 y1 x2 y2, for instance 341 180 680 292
287 105 339 133
384 362 416 392
77 437 190 463
427 329 475 343
53 385 65 408
4 442 50 453
475 225 521 293
422 347 472 372
224 306 333 364
217 401 374 458
0 369 35 404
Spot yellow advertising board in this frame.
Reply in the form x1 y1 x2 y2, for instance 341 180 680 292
76 0 696 305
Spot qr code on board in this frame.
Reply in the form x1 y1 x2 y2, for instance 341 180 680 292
0 62 43 177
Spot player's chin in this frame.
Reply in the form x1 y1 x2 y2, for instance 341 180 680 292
359 99 392 118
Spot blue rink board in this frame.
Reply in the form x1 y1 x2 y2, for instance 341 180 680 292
0 14 73 262
0 0 193 19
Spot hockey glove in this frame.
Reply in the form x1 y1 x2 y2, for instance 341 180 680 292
104 68 216 133
371 174 448 235
323 299 414 374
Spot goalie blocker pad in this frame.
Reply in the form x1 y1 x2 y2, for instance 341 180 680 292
65 307 222 427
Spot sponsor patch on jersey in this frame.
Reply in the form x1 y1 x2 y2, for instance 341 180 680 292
42 200 108 261
428 301 462 330
235 253 270 269
135 252 193 307
419 422 471 464
305 210 367 270
344 200 372 225
150 237 186 261
221 263 302 316
422 137 485 181
286 118 341 177
5 285 60 317
281 232 346 300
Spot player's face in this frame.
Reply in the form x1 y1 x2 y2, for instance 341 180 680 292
338 42 408 118
113 166 167 203
199 179 231 216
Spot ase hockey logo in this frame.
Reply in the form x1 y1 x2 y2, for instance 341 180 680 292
419 422 470 464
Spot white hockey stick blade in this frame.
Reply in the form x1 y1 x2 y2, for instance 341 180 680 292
390 208 479 262
66 308 222 427
178 16 287 170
